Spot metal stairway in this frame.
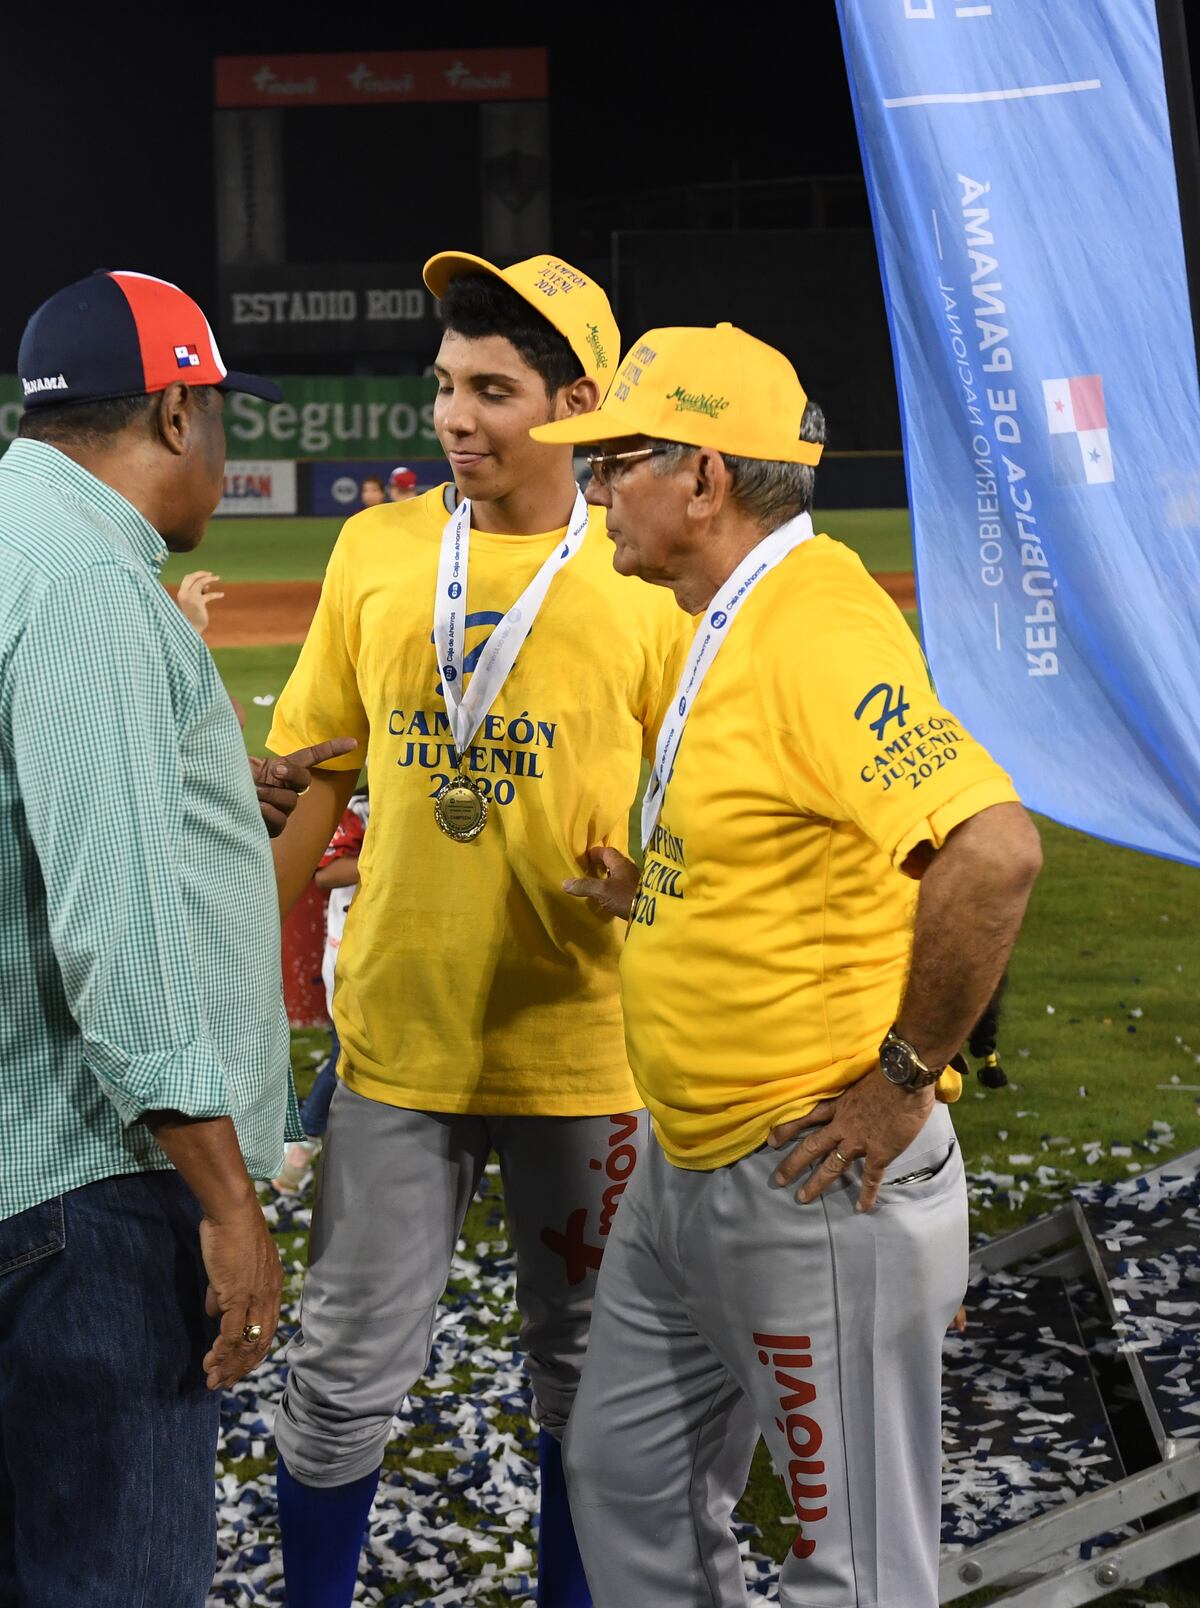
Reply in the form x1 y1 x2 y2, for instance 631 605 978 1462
939 1149 1200 1605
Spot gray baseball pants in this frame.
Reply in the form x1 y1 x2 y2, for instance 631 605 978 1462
275 1082 648 1486
563 1101 968 1608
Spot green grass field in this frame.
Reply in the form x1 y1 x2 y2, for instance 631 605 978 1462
163 516 342 585
210 509 1196 1605
214 644 304 758
208 508 916 756
168 505 916 591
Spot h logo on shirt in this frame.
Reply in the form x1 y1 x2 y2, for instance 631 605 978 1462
854 682 909 742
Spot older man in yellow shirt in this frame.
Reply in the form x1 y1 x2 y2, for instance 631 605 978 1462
538 323 1042 1608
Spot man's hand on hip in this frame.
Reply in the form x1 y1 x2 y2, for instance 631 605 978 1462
768 1074 936 1214
199 1198 284 1389
249 736 358 837
563 845 641 921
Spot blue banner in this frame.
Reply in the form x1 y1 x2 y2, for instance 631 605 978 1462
309 459 451 517
838 0 1200 865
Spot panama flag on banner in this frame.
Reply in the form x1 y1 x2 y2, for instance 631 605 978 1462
1041 375 1115 485
837 0 1200 866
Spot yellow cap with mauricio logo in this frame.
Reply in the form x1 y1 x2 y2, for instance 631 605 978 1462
422 250 620 387
530 322 822 465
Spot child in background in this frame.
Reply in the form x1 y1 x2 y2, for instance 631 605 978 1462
273 790 370 1192
172 570 245 728
174 569 225 633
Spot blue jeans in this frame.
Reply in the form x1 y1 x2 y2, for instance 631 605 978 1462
0 1171 221 1607
302 1025 340 1138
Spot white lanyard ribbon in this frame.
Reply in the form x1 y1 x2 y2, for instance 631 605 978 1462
642 512 815 850
433 491 589 759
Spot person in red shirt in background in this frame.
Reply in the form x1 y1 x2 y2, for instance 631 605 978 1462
274 791 370 1192
385 465 418 502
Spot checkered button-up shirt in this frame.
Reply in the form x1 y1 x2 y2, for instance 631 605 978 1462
0 439 298 1221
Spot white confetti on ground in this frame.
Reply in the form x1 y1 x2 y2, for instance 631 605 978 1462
940 1267 1132 1559
1073 1165 1200 1430
210 1186 783 1605
210 1156 1200 1604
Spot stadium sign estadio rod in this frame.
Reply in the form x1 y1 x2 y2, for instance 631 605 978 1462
838 0 1200 866
217 264 443 357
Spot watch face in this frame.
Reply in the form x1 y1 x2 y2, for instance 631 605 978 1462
879 1042 912 1085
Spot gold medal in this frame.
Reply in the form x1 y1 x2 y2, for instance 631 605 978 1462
433 774 489 842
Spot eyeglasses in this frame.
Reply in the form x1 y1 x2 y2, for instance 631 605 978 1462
584 444 676 487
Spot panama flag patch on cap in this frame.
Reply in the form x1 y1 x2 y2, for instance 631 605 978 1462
1042 374 1114 486
174 343 201 368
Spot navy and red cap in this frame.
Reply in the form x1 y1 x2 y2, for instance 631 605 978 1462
18 270 282 410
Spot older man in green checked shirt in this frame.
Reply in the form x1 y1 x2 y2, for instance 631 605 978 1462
0 270 354 1608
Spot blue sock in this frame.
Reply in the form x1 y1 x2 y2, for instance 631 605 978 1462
276 1458 380 1608
537 1429 592 1608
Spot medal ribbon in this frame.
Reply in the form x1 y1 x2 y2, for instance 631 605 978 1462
434 491 590 760
641 512 815 850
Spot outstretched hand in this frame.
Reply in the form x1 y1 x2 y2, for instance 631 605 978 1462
249 737 358 837
563 845 641 921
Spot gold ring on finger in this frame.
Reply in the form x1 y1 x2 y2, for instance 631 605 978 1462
242 1322 264 1344
832 1149 850 1169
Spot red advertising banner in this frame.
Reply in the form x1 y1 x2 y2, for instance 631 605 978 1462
215 49 548 107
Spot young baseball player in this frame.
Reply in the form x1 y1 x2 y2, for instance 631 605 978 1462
541 323 1042 1607
265 254 689 1608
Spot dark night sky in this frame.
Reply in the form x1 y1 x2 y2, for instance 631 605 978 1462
0 12 864 361
4 5 1196 433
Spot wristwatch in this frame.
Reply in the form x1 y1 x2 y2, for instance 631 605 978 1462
878 1028 943 1091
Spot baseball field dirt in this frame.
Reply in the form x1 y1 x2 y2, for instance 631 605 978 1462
178 572 919 649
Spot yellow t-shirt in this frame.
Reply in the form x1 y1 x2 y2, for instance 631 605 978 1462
620 534 1021 1169
269 486 688 1115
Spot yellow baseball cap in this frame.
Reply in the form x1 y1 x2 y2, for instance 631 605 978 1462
422 250 620 387
530 322 822 465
